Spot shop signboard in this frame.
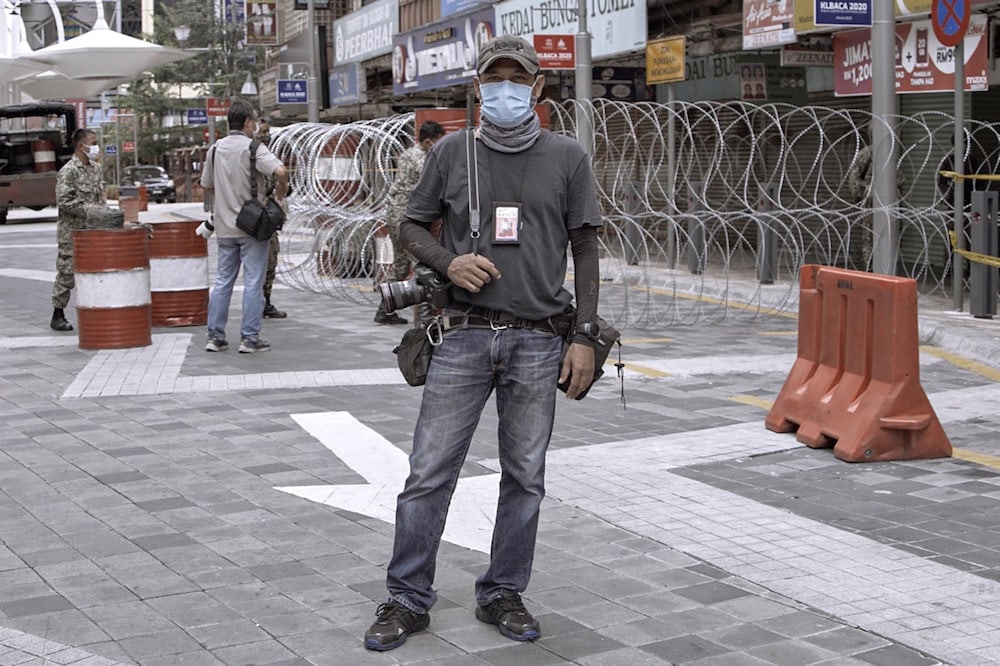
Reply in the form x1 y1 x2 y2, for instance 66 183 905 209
833 14 987 95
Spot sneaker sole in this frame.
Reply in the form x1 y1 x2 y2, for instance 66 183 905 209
474 608 540 641
205 345 228 352
238 347 270 353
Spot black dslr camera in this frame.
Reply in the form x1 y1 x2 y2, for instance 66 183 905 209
377 264 451 314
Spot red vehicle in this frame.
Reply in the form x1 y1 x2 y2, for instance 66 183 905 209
0 102 77 224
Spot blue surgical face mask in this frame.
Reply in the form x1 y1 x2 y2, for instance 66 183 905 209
479 80 535 128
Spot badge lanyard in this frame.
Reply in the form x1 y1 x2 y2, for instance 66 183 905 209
466 128 481 255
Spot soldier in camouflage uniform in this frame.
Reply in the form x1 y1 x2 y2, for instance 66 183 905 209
256 119 287 319
50 128 105 331
374 120 445 325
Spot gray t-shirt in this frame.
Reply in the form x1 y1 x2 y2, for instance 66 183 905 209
404 129 602 320
200 132 283 238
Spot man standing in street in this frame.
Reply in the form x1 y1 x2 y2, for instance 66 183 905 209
255 118 288 320
200 98 288 353
374 119 445 325
364 34 603 651
50 128 104 332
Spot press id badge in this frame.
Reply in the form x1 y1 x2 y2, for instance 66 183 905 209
493 202 521 245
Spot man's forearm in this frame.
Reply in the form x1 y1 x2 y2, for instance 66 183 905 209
399 219 456 276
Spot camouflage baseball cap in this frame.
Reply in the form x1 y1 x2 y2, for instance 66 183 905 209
477 34 539 76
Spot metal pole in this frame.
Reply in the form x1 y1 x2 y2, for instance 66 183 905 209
307 0 319 123
115 92 121 186
870 0 898 275
574 0 592 155
952 39 965 310
133 115 138 167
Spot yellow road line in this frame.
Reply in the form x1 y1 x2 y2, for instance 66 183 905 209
730 394 1000 470
920 346 1000 383
621 363 670 378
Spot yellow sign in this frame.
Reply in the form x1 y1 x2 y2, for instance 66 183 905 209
646 36 686 85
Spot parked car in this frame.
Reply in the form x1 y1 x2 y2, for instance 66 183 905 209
0 101 76 224
123 165 176 203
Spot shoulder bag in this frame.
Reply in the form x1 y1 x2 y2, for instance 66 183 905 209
235 138 285 241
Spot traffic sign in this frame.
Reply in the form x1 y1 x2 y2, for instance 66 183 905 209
206 97 231 118
122 141 135 153
931 0 970 47
277 80 308 104
186 108 208 125
105 145 117 155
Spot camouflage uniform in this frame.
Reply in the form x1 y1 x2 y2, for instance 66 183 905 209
384 144 429 281
52 155 105 309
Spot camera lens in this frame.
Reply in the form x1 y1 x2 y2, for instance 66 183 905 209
377 278 422 313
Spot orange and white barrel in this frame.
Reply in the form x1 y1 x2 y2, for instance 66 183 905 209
316 133 362 206
32 139 56 172
147 220 208 326
72 228 151 350
373 220 393 285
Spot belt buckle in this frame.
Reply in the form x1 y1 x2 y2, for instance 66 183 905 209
489 317 509 331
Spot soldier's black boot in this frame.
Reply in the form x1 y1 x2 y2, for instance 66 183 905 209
50 308 73 332
374 303 407 325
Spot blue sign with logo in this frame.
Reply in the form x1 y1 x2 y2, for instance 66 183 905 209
277 79 309 104
105 145 117 155
814 0 871 26
186 108 208 125
329 63 366 107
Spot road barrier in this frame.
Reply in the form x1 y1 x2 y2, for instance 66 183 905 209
765 265 951 462
72 227 152 350
147 220 208 326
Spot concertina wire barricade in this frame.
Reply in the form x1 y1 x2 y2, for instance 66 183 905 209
267 100 1000 330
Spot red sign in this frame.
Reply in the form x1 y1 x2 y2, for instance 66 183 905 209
122 141 136 152
533 34 575 71
931 0 970 47
66 98 88 129
206 97 231 118
834 15 987 96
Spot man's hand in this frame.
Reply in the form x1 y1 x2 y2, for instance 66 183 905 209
559 342 596 400
446 254 501 292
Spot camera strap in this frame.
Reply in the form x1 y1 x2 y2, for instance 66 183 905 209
466 128 480 254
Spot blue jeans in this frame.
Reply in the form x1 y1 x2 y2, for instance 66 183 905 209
386 325 562 612
207 236 269 341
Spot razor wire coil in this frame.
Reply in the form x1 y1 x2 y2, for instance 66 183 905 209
269 100 998 329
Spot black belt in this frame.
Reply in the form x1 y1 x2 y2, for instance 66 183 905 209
440 306 570 335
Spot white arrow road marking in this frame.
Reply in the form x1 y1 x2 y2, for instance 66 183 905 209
278 412 499 554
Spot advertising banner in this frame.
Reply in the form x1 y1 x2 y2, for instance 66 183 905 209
833 14 987 96
814 0 871 26
246 0 279 46
333 0 398 66
392 7 494 95
534 34 575 70
493 0 646 60
744 0 796 49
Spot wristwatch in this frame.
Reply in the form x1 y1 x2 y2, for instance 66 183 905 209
575 321 600 342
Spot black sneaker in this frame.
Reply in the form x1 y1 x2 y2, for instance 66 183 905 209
475 590 540 641
364 601 429 651
263 303 287 319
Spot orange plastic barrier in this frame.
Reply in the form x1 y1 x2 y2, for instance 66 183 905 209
765 265 951 462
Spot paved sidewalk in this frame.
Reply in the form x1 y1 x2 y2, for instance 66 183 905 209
3 210 1000 665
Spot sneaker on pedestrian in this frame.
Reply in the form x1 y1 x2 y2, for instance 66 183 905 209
205 337 229 352
475 590 540 642
263 302 287 319
364 601 430 651
238 336 271 353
